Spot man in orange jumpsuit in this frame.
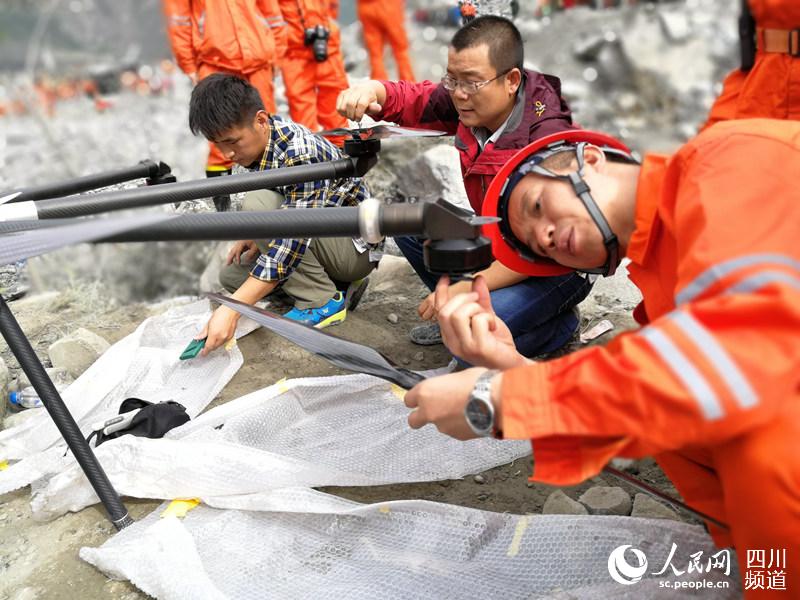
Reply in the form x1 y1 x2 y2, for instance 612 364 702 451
404 121 799 596
163 0 287 210
704 0 800 128
277 0 348 131
357 0 415 81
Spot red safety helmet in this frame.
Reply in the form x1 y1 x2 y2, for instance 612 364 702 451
482 130 639 277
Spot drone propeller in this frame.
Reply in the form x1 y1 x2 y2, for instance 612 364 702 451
207 292 426 389
317 124 448 141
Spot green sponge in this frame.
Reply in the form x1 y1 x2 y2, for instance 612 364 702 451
179 338 207 360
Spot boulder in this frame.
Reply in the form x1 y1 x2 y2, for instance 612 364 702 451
394 144 472 212
578 486 632 516
542 489 588 516
370 255 413 291
199 241 233 294
15 367 72 392
631 493 681 522
47 328 110 379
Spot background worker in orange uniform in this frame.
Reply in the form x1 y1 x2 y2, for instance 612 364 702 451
357 0 415 81
276 0 348 131
704 0 800 128
404 122 800 596
162 0 287 210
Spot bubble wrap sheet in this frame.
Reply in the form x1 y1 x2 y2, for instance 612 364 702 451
81 489 740 599
27 374 531 519
0 299 244 498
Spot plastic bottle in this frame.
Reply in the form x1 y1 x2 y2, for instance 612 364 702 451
8 383 66 410
9 386 44 409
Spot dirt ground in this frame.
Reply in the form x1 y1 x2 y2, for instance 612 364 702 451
0 254 692 600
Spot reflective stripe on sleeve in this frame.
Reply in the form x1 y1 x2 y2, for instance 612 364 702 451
640 326 724 421
726 270 800 295
669 311 758 410
260 16 286 27
676 254 800 305
168 15 192 26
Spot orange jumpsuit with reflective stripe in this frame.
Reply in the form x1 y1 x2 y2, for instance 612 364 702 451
357 0 415 82
277 0 348 132
704 0 800 128
163 0 287 168
500 119 800 596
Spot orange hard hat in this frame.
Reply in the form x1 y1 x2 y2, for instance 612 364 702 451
481 130 639 277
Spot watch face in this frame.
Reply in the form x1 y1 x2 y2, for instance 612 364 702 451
466 398 493 433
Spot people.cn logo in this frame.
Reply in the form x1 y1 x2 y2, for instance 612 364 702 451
607 545 649 585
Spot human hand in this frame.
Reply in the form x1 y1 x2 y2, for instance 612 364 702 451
226 240 259 265
198 306 240 355
435 275 527 370
187 72 198 86
417 280 470 321
336 82 383 121
404 367 490 440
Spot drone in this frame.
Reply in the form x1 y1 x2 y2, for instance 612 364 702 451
0 121 495 531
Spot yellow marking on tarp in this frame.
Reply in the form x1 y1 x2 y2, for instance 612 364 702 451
275 377 290 394
0 460 8 471
390 384 406 400
507 515 531 557
160 498 200 518
379 506 391 514
224 338 237 351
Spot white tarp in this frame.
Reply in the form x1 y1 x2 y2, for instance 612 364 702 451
81 488 741 599
0 299 245 497
26 373 532 520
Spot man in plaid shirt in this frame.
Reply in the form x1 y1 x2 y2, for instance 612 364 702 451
189 74 378 355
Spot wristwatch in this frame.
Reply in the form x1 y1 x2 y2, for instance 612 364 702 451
464 369 500 437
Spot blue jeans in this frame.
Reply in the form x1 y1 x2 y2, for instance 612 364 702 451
394 236 593 357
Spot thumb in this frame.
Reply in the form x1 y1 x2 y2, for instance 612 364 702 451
367 102 382 115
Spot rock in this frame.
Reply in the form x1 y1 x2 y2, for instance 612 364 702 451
473 474 485 484
477 493 489 501
47 328 110 379
610 457 638 472
542 490 589 516
199 241 233 293
631 493 681 521
370 255 412 289
658 9 692 43
15 367 72 392
394 144 472 212
413 351 424 362
578 486 632 516
386 313 399 324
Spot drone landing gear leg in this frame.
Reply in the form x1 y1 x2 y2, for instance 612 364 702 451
0 298 133 531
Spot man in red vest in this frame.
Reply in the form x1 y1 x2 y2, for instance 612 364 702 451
337 15 591 359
